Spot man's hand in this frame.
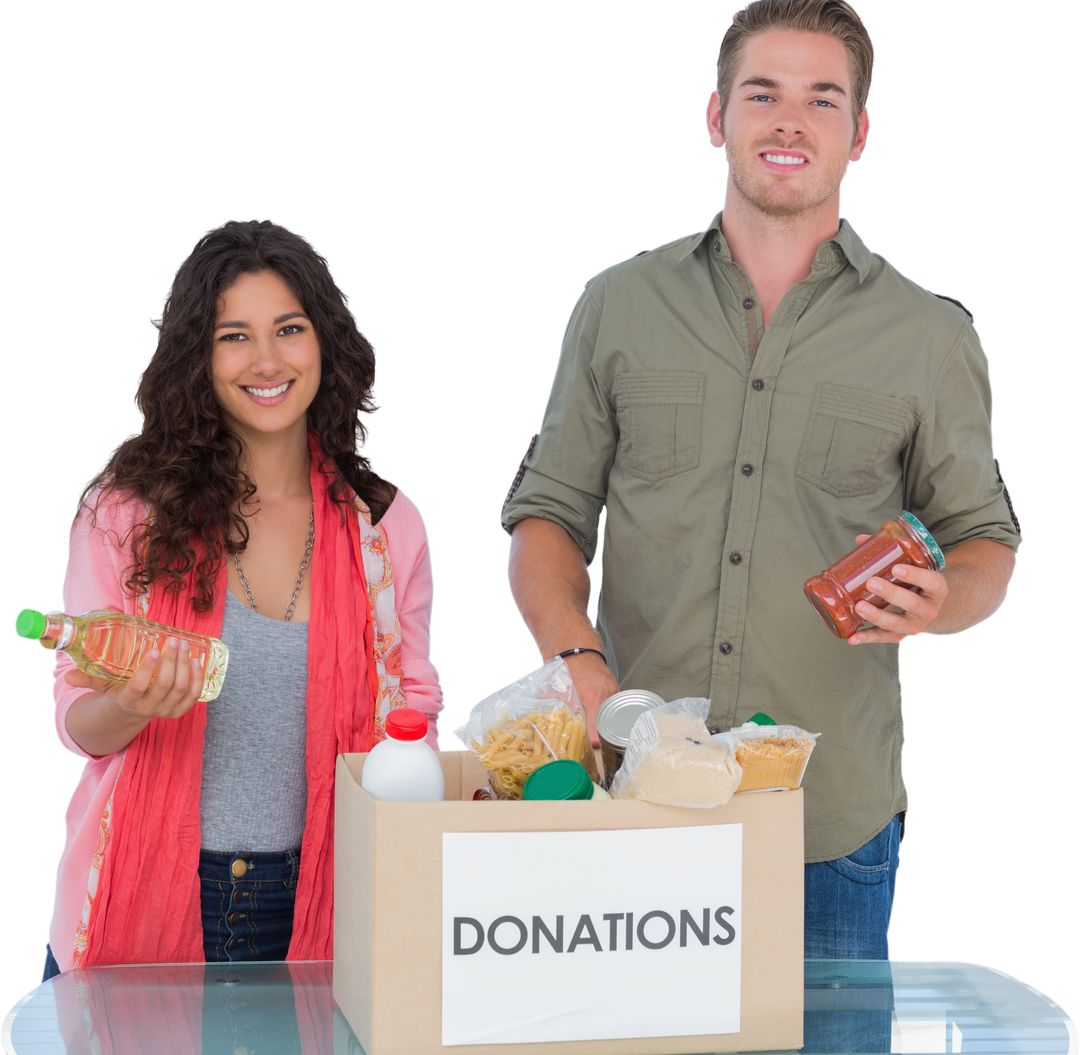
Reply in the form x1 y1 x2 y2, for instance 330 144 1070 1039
561 651 619 745
848 536 1015 646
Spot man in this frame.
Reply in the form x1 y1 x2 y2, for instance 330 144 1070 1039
501 0 1019 960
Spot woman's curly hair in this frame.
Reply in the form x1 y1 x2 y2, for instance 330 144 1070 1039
83 220 396 613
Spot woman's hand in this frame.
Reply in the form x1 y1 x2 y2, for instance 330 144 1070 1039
66 636 205 719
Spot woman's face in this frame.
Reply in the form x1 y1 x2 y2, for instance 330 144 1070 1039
211 271 322 447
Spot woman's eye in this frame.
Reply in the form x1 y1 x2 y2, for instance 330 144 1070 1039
279 324 302 335
219 332 246 342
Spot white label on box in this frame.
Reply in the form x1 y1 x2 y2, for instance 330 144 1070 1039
442 824 741 1046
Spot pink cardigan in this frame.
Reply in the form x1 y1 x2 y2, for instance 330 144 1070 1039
49 489 442 972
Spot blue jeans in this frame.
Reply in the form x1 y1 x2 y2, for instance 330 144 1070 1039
41 849 302 980
801 815 901 1053
199 849 301 962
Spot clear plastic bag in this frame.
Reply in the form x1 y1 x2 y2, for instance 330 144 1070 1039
609 699 743 808
730 720 819 792
455 658 600 800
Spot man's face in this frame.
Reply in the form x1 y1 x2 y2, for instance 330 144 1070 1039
707 29 868 219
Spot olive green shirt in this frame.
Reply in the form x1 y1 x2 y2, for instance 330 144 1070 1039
502 216 1020 862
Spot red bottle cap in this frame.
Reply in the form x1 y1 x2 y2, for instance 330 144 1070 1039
385 708 428 741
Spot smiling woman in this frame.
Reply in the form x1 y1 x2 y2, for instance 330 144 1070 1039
41 220 443 977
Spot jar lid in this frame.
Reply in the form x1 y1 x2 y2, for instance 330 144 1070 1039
899 511 946 570
15 609 46 639
384 708 428 741
523 760 593 800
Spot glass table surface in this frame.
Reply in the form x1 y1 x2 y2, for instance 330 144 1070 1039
3 960 1073 1055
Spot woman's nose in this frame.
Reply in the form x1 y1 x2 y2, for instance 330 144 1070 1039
247 336 284 374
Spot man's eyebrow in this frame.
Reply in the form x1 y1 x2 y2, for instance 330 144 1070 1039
214 311 308 332
736 76 847 97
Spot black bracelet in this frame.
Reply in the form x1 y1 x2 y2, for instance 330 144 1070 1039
557 647 607 665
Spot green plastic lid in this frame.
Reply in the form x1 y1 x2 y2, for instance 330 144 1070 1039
899 511 946 570
15 609 47 640
523 759 594 801
747 712 777 726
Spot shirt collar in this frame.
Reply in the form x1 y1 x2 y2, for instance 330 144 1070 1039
684 212 873 283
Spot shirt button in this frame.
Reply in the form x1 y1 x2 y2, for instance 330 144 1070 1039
752 379 764 391
231 859 248 879
729 552 743 565
742 298 755 310
719 642 733 655
714 241 722 251
741 464 754 476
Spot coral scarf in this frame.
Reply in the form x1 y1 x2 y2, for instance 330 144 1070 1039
82 437 402 965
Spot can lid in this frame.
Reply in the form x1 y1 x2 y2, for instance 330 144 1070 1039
899 511 946 570
747 712 777 726
595 690 665 746
523 760 594 800
15 609 46 639
384 708 428 741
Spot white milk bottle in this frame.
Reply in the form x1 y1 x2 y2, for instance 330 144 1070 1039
361 707 445 801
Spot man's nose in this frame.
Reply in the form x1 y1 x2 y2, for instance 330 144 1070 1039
772 104 804 137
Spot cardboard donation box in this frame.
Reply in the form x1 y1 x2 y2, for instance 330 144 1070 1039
334 752 803 1055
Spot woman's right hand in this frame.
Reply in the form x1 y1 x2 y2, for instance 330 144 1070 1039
66 636 205 720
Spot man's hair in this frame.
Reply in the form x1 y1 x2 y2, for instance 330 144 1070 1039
716 0 873 126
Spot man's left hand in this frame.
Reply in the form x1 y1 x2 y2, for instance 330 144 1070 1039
847 534 948 645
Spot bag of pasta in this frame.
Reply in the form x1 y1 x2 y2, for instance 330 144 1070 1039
730 714 819 792
455 658 600 800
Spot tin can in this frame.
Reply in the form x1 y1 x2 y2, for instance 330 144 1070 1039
595 690 665 788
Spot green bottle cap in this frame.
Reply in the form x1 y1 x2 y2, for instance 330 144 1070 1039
15 609 47 639
899 511 946 570
523 759 594 801
747 712 777 726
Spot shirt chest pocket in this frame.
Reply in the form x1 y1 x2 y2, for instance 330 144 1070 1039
795 383 913 499
612 372 706 482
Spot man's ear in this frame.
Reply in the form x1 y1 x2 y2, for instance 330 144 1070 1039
850 107 869 161
706 91 726 148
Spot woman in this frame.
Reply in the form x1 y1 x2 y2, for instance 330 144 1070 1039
46 220 441 976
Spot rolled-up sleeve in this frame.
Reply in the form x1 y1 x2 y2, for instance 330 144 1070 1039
903 322 1021 552
501 287 616 563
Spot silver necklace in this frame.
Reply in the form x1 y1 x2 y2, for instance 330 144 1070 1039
233 507 315 622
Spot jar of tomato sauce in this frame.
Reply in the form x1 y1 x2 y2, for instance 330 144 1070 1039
804 511 946 639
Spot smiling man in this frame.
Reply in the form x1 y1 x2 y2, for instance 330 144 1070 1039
502 0 1020 960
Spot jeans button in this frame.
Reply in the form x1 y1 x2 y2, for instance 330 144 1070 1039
232 890 244 904
231 859 248 879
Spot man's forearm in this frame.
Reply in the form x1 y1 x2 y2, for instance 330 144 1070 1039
931 538 1016 634
508 517 601 658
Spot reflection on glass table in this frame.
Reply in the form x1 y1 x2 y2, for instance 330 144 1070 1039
3 960 1073 1055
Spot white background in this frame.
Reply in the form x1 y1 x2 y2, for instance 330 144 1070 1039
442 826 742 1044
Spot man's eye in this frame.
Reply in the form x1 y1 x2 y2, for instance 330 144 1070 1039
812 99 836 108
750 94 773 103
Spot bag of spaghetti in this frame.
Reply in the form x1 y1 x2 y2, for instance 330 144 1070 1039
729 713 820 792
456 657 599 800
609 698 743 808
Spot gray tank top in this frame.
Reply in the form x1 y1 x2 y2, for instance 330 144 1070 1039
200 590 310 851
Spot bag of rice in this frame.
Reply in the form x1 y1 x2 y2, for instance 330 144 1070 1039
609 699 742 808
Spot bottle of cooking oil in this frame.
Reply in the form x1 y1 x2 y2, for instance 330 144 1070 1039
16 608 229 702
